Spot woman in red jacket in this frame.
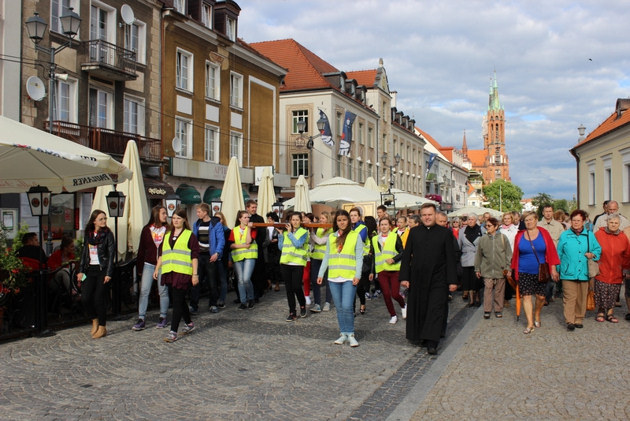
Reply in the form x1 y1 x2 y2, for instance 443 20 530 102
594 214 630 323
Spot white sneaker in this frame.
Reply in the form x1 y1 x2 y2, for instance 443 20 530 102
389 315 398 324
334 334 348 345
323 302 331 312
348 334 359 347
305 296 312 305
401 305 407 320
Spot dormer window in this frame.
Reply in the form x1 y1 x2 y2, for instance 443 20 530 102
226 17 236 41
201 4 212 29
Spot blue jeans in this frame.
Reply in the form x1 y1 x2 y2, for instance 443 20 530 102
138 263 169 319
329 280 357 334
310 259 332 305
233 258 255 303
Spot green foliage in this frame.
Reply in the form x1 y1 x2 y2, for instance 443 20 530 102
0 224 30 296
483 179 524 212
532 193 578 217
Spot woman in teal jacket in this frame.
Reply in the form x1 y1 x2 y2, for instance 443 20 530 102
556 209 601 330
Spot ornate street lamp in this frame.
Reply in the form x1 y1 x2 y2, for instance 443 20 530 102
210 199 223 215
272 201 284 220
165 194 181 218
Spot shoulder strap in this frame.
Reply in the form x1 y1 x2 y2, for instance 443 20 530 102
525 231 542 265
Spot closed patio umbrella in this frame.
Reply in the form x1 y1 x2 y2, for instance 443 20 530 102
293 174 311 213
220 157 245 229
257 166 276 218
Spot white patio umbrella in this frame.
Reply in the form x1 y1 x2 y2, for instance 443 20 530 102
257 166 276 218
390 189 437 209
363 176 380 192
448 206 503 219
292 174 311 213
0 115 131 193
91 140 149 259
284 177 380 209
221 156 245 229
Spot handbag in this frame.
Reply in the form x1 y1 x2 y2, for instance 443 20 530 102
526 231 551 283
586 234 600 278
586 289 595 311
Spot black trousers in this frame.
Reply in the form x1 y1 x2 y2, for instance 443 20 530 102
170 286 192 333
81 266 109 326
190 253 218 308
282 264 305 314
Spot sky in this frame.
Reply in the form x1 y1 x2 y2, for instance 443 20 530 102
238 0 630 200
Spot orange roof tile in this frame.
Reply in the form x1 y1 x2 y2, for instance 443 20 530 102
572 103 630 151
415 127 442 149
467 150 487 167
346 70 377 87
249 39 339 91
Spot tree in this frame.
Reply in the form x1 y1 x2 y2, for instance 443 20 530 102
483 179 523 212
532 193 553 212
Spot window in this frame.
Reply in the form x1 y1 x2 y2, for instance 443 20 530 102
123 95 145 135
204 125 219 162
623 149 630 203
230 72 243 108
56 78 77 123
124 21 146 64
201 4 212 28
292 110 308 134
90 3 115 63
358 123 364 145
368 127 373 148
382 101 387 121
88 87 113 129
173 0 186 14
358 161 364 183
336 112 342 138
176 49 193 91
368 163 373 178
604 168 612 201
588 171 596 206
292 153 309 177
226 17 236 41
348 158 353 180
175 117 192 159
51 0 77 34
205 61 220 100
230 131 243 165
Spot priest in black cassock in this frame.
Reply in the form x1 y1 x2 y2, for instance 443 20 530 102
400 203 458 355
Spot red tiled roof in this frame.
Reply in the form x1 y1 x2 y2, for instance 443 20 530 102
249 39 339 91
415 127 441 149
346 70 377 87
572 104 630 151
467 150 487 167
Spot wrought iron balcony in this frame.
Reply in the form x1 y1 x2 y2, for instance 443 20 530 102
81 39 137 81
45 121 162 163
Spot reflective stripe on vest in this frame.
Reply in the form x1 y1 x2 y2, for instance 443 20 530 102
280 227 308 266
372 232 401 273
161 229 193 275
353 223 370 256
327 230 359 279
231 226 258 262
310 227 331 260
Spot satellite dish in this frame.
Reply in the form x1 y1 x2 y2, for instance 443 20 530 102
120 4 135 25
172 137 182 153
26 76 46 101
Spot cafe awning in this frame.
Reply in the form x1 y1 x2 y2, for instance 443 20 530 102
203 187 250 204
144 177 175 199
176 183 201 204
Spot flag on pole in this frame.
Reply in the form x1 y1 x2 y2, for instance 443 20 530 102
318 110 334 149
338 111 357 156
425 153 437 174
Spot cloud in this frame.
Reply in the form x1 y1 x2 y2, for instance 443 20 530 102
239 0 630 199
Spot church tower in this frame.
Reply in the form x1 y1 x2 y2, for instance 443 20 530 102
482 72 510 182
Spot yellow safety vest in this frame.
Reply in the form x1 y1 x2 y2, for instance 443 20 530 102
310 227 332 260
327 230 359 279
398 228 409 248
353 223 370 256
231 226 258 262
372 232 401 273
161 229 193 275
280 227 309 266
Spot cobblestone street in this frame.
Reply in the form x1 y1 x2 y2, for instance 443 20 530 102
1 287 629 420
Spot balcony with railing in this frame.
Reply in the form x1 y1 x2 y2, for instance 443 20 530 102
45 121 162 163
81 39 137 81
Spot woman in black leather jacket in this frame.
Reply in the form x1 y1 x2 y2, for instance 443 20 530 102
77 209 115 339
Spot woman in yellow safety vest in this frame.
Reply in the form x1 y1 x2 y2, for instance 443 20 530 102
230 211 258 310
278 211 309 321
317 210 364 347
153 207 199 343
371 217 407 324
309 211 333 313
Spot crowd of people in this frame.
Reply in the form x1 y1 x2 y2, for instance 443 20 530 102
13 199 630 352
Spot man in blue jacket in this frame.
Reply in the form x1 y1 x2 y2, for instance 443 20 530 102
190 203 225 313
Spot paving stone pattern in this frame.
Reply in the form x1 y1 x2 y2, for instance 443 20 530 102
0 287 467 420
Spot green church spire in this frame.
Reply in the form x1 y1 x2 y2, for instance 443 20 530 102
488 71 503 111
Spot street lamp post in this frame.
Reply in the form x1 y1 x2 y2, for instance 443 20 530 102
106 188 126 315
296 115 327 184
380 152 401 210
25 8 81 135
27 185 54 336
165 194 181 219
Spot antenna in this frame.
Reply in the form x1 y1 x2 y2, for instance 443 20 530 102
26 76 46 101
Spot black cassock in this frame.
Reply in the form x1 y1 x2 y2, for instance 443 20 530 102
399 224 456 343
